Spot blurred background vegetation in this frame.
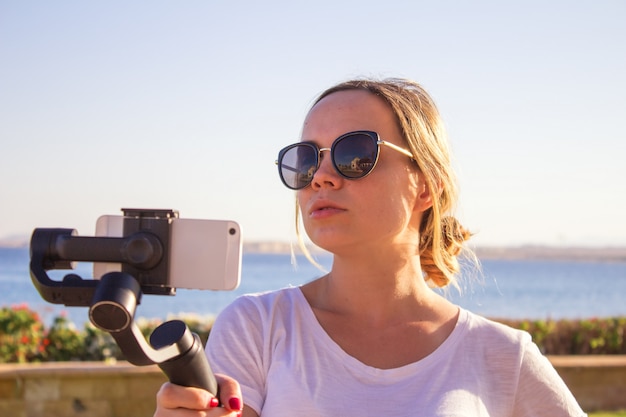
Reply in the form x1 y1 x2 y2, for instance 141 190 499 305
0 304 213 363
1 304 625 363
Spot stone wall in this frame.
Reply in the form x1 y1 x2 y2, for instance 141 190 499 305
1 356 625 416
550 355 626 412
0 362 166 417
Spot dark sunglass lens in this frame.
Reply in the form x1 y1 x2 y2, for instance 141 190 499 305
279 144 318 189
333 133 378 178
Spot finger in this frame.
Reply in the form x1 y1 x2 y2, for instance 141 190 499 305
156 382 217 410
214 374 243 412
155 407 232 417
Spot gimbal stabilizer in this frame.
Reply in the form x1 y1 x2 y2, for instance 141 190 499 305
29 209 217 394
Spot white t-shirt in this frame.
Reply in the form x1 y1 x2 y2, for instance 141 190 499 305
207 286 585 416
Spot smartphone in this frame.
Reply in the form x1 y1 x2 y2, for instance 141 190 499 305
93 215 242 291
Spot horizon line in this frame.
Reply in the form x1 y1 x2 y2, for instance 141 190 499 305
1 237 625 262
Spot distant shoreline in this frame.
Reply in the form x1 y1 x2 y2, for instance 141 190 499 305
473 245 626 263
2 236 625 263
243 242 626 263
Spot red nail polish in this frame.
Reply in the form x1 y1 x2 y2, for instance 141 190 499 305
208 397 219 408
228 397 242 411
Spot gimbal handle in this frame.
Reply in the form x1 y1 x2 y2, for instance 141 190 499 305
150 321 218 393
89 272 218 394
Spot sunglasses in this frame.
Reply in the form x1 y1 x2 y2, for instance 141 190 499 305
276 130 415 190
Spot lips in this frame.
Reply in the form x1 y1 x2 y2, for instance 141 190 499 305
308 200 346 219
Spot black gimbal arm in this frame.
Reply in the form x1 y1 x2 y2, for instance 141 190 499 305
28 211 218 395
29 228 163 305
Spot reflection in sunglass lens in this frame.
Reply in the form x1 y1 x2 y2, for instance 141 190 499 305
333 134 377 178
277 131 389 190
279 144 318 190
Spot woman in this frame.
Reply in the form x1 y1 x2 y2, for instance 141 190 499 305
155 78 585 416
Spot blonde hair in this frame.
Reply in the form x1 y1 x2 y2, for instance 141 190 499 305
297 78 474 288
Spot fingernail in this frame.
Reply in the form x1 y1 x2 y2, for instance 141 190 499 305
208 397 219 408
228 397 242 411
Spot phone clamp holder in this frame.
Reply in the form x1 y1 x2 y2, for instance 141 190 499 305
29 209 218 394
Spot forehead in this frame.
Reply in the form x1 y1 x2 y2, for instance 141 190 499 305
302 90 398 140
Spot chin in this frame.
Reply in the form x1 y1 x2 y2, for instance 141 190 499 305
308 234 356 255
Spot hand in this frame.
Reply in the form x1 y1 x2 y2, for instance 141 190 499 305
154 373 243 417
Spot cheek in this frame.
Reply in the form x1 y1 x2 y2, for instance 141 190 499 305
374 177 421 227
381 197 411 224
296 191 308 214
296 191 315 230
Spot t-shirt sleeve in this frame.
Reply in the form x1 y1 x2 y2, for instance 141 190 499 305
206 295 267 414
512 338 587 417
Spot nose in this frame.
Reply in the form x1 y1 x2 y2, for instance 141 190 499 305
311 148 342 190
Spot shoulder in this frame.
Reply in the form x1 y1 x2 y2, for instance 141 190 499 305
208 286 306 359
456 309 534 363
451 311 585 415
215 286 305 326
463 309 531 345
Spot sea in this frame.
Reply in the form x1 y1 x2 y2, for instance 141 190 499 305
1 247 626 329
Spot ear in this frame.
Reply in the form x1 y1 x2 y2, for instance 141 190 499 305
414 177 440 213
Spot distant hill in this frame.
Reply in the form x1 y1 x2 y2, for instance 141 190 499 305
0 235 29 248
474 245 626 263
245 242 626 262
1 235 625 262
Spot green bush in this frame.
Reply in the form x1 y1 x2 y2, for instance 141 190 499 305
43 316 84 361
0 304 46 363
0 305 215 363
497 317 626 355
83 324 123 361
1 304 625 362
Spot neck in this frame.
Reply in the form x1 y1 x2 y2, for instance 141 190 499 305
311 252 441 324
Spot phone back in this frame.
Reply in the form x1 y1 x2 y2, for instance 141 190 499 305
93 215 242 291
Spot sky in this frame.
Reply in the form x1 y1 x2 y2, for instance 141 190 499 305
1 1 625 248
